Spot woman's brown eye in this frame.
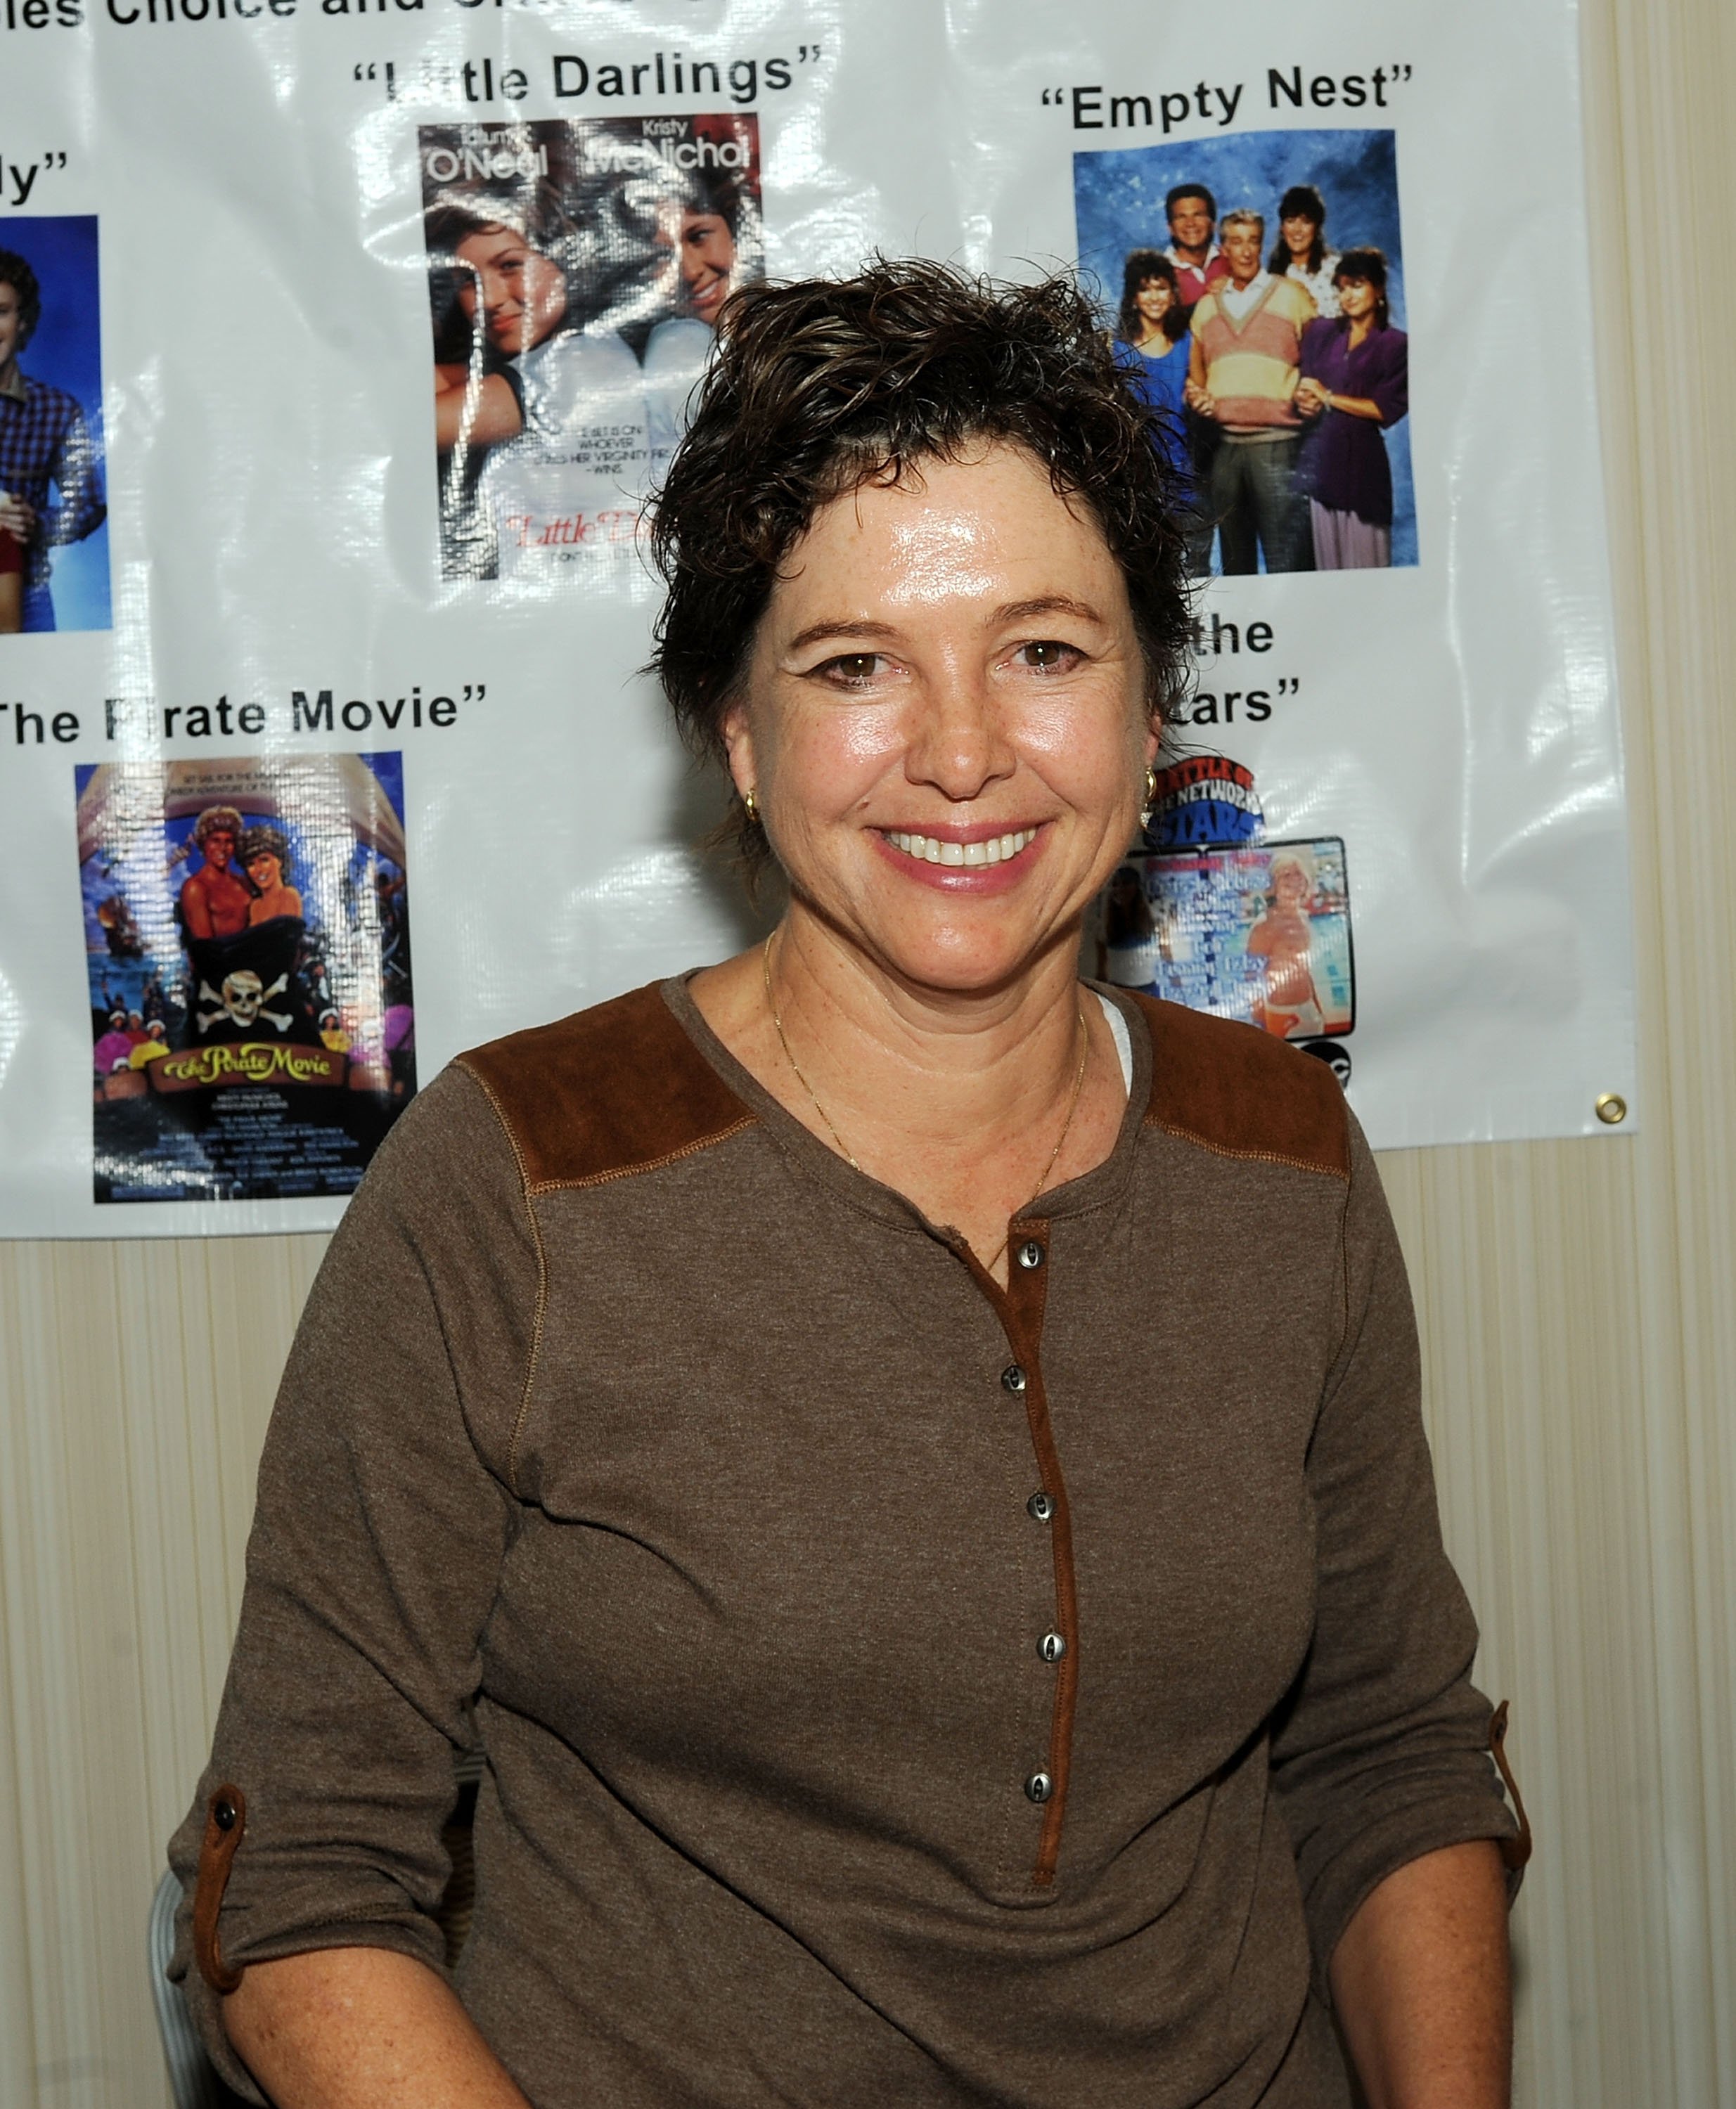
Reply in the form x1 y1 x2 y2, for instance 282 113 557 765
831 654 877 681
1026 641 1072 669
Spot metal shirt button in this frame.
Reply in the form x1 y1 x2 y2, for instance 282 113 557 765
1024 1771 1054 1804
1015 1240 1045 1270
1027 1492 1055 1523
1039 1632 1067 1663
1001 1364 1027 1393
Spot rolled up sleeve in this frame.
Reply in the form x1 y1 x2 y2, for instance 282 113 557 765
164 1064 537 2098
44 406 105 546
1269 1115 1518 1999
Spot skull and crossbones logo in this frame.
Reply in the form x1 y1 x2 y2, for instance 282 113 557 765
196 970 293 1036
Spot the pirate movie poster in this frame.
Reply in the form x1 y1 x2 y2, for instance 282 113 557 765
77 756 415 1205
0 0 1635 1235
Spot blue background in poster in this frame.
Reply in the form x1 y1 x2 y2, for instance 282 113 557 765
1073 129 1415 568
1 215 110 631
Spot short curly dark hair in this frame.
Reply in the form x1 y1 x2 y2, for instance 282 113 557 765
0 250 42 351
648 258 1195 869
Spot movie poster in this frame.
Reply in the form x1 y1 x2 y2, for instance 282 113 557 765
1075 128 1410 575
78 755 415 1204
0 214 108 633
422 115 762 584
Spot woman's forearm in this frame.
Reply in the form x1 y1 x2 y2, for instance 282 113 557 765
1318 389 1387 422
1328 1839 1512 2109
224 1945 532 2109
433 370 523 452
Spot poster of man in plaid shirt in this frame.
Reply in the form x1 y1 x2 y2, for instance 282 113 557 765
0 224 107 636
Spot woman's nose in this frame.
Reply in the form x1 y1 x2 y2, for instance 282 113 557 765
905 672 1017 803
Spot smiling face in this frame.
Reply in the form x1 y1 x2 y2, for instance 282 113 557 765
723 442 1157 996
1166 195 1214 257
1221 221 1264 285
1280 213 1319 261
454 226 568 356
246 851 283 893
1133 276 1174 330
201 830 236 872
1336 274 1379 323
660 207 737 328
1273 861 1312 908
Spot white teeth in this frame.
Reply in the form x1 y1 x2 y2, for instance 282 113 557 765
885 827 1037 865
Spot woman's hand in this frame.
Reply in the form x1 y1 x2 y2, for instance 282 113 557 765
1183 379 1218 418
0 491 35 541
1294 378 1329 418
224 1945 533 2108
1329 1839 1512 2109
1307 385 1388 425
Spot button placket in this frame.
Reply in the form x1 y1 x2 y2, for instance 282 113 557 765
989 1219 1078 1883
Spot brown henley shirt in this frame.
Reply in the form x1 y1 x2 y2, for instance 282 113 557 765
169 976 1519 2107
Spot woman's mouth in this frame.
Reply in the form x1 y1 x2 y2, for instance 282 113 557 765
881 827 1039 869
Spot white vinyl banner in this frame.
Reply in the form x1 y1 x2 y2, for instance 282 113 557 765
0 0 1634 1236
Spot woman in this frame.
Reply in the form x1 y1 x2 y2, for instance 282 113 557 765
169 262 1522 2109
643 160 762 480
1109 249 1191 479
1098 860 1162 989
240 825 303 927
427 187 650 576
657 169 751 330
427 195 569 458
1247 849 1325 1037
1268 184 1341 318
1296 248 1410 569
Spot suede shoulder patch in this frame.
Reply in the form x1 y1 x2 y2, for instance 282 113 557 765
1129 993 1350 1180
457 983 756 1193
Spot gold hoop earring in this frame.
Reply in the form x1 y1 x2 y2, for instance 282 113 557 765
742 787 760 826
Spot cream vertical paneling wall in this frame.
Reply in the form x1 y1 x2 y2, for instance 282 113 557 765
0 1238 328 2107
1 0 1733 2101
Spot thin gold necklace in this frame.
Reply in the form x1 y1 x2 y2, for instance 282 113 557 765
761 932 1091 1270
